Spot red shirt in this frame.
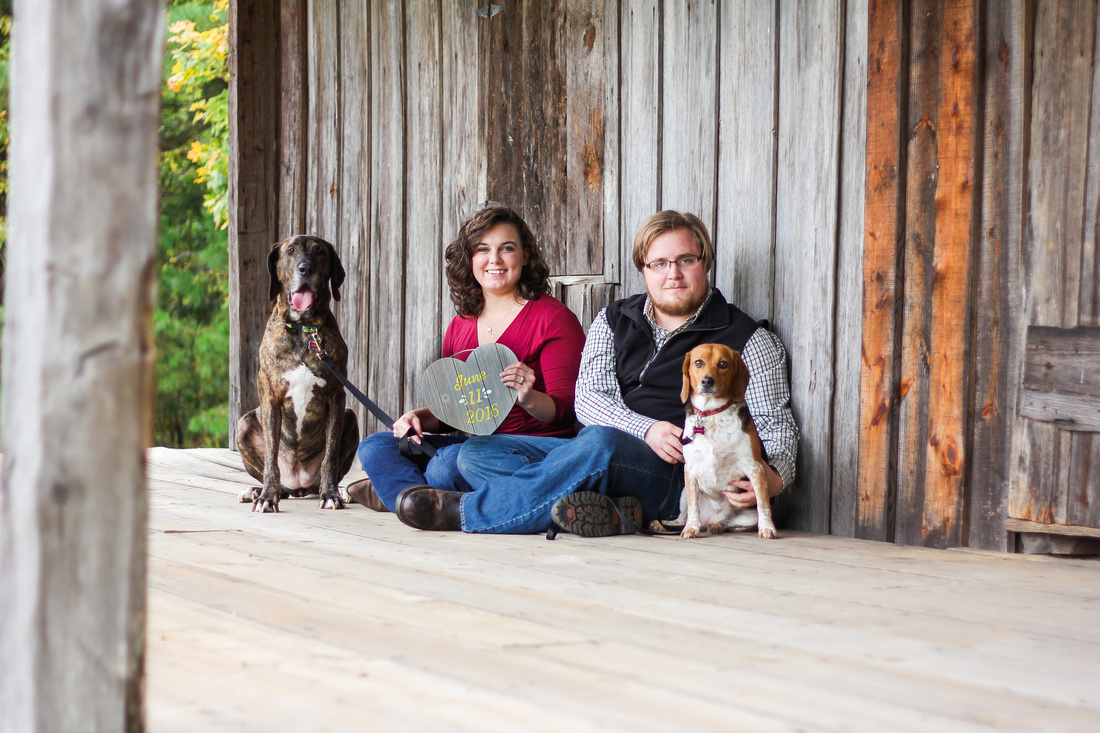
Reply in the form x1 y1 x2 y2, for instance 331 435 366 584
442 294 585 438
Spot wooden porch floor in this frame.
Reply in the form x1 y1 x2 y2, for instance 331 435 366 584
146 447 1100 732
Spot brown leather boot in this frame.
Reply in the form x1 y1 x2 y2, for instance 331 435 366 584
394 485 462 531
346 478 389 512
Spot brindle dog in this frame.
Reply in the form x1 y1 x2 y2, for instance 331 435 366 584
236 235 359 512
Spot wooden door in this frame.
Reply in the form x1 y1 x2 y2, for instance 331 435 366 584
1006 2 1100 547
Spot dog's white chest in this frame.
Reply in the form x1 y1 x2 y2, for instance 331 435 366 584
282 364 326 433
683 411 757 493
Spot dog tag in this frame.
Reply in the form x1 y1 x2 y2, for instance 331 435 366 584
420 343 518 436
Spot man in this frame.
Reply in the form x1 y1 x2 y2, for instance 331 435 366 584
394 210 798 534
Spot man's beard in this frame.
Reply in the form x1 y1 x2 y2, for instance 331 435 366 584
649 285 706 318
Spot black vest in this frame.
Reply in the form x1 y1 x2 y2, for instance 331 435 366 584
605 289 761 426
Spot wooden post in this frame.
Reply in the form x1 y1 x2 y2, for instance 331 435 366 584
0 1 164 730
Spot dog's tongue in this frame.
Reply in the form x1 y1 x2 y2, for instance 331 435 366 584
291 291 314 311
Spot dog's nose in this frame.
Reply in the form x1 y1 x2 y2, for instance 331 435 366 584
297 259 314 276
700 376 715 389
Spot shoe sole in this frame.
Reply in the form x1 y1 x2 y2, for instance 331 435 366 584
550 491 642 537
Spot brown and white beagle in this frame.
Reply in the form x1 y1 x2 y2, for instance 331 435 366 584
666 343 778 539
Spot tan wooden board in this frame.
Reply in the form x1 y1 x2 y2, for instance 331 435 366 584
146 448 1100 731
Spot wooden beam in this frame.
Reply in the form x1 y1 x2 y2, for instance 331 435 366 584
0 0 163 728
229 0 281 447
858 0 907 542
968 0 1030 552
1018 326 1100 431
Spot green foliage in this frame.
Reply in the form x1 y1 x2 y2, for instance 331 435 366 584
155 0 230 447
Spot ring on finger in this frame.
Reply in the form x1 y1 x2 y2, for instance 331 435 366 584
518 375 524 384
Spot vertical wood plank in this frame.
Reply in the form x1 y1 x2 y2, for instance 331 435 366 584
338 0 371 430
895 0 941 546
228 0 281 446
618 0 659 296
0 0 163 727
564 0 606 276
919 0 978 548
279 0 307 240
715 1 778 323
368 0 407 430
602 0 622 285
772 0 844 534
442 0 483 333
306 0 339 242
485 0 569 274
858 0 907 542
969 0 1030 551
661 0 717 235
831 0 869 538
1009 0 1095 526
405 1 444 411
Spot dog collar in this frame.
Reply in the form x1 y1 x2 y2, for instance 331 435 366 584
689 399 736 437
285 323 324 353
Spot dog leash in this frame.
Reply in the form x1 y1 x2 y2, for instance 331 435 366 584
296 324 437 458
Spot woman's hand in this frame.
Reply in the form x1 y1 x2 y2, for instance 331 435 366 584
721 465 783 508
500 361 556 423
393 407 439 443
500 361 536 405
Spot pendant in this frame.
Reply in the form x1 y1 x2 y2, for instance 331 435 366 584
486 326 493 334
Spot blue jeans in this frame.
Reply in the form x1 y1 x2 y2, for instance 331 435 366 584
456 425 684 534
356 432 473 512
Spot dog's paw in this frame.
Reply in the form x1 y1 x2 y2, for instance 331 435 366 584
648 520 665 533
707 522 726 536
238 487 260 504
758 525 777 539
680 525 701 539
318 492 345 510
252 495 280 513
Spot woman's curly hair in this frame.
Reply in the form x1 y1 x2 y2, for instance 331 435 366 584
445 204 551 318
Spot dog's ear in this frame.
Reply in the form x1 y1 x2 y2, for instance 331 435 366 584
326 240 346 302
731 352 750 401
267 242 283 301
681 352 694 404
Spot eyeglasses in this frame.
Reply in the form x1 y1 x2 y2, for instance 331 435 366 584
644 254 702 272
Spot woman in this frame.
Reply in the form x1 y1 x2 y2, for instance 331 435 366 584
350 204 585 512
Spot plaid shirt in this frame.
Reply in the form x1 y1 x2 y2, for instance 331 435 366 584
576 289 799 489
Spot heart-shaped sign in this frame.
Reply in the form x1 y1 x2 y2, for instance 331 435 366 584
421 343 518 435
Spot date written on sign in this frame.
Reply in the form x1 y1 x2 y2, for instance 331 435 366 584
421 342 518 435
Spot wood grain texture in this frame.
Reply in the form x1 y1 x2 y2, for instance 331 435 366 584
0 1 163 727
660 0 717 234
367 0 407 432
618 0 659 297
228 0 281 447
337 0 371 430
895 0 941 546
306 0 340 243
831 0 868 539
443 0 485 333
967 0 1029 552
602 0 622 284
772 0 844 534
279 0 307 239
1018 326 1100 432
564 0 606 275
405 1 445 413
715 1 777 324
920 0 978 548
145 448 1100 730
858 0 906 542
1009 0 1096 528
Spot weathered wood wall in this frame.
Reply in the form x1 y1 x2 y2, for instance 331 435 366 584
228 0 1097 549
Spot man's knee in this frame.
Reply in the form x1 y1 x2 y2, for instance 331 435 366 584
358 430 396 464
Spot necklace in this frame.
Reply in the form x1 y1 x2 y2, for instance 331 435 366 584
482 300 519 335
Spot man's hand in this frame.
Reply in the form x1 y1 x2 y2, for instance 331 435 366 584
644 420 685 464
721 464 783 508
